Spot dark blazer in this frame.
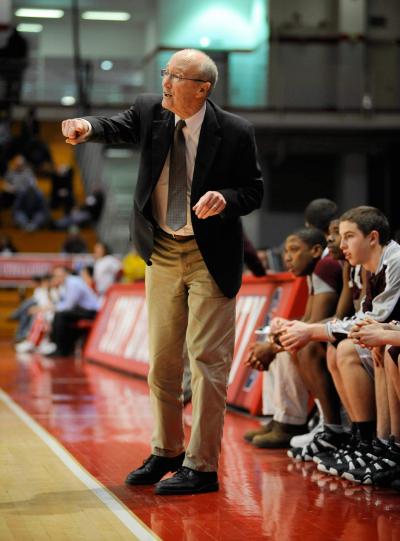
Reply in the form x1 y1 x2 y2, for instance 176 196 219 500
85 94 263 298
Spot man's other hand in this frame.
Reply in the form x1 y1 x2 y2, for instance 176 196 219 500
61 118 91 145
193 191 226 219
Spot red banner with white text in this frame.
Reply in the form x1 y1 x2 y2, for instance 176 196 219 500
0 254 93 286
84 274 308 415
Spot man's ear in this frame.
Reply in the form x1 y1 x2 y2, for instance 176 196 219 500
369 230 380 246
311 244 324 258
198 82 211 96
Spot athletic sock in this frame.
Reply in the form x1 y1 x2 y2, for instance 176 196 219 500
324 423 345 433
354 421 376 442
391 438 400 450
378 437 389 446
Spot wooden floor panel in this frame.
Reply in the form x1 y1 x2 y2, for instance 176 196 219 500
0 393 153 540
0 340 399 540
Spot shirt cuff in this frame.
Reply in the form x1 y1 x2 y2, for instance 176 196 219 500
78 118 92 137
325 321 335 342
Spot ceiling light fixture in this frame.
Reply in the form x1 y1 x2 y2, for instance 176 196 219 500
82 11 131 21
61 96 76 106
17 23 43 33
15 8 64 19
100 60 113 71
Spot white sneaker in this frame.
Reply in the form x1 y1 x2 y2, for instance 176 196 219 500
15 340 35 353
38 341 57 355
37 338 50 353
290 418 324 448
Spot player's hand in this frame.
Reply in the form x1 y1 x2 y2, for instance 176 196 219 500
270 317 289 334
193 191 226 219
245 342 278 371
349 321 386 348
61 118 91 145
279 320 312 353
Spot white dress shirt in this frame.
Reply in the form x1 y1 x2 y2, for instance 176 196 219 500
152 103 206 236
94 255 121 296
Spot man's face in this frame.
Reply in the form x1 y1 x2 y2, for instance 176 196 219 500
339 220 371 266
93 242 105 260
256 249 268 270
327 219 343 260
161 52 209 118
14 155 25 171
52 267 66 287
284 235 318 276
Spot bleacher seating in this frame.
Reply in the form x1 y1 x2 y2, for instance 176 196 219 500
0 121 98 339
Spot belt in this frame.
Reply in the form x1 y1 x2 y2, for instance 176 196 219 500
157 228 195 242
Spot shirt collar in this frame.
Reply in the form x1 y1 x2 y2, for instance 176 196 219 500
175 102 206 134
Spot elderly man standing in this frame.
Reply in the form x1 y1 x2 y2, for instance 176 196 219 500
61 49 263 495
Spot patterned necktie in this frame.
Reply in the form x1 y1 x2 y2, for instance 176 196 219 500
166 119 187 231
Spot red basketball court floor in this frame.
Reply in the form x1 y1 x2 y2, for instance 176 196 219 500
0 339 399 540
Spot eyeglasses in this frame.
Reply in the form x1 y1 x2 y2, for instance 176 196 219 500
161 69 208 83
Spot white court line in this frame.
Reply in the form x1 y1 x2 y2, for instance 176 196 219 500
0 388 160 541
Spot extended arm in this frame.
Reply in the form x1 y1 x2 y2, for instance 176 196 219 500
62 97 143 146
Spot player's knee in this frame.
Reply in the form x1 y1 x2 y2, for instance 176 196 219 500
336 339 359 370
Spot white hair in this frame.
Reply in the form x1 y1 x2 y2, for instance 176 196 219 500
176 49 218 94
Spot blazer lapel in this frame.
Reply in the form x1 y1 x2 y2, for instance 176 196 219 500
151 111 174 191
192 102 221 199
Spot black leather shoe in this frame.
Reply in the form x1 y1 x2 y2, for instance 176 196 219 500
155 466 219 495
125 453 185 485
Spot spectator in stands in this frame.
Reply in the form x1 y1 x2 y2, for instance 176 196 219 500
23 135 53 176
53 187 104 230
61 225 88 254
40 266 100 357
15 274 59 354
11 274 53 343
20 107 40 141
0 154 37 211
255 245 285 273
13 184 49 231
256 248 269 272
80 265 96 291
49 164 75 214
0 113 12 176
280 206 400 483
8 107 40 159
92 241 121 297
243 233 267 276
245 226 341 448
0 233 17 255
121 245 146 283
0 27 28 105
6 107 53 175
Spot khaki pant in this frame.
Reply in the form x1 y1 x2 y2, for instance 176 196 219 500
145 231 236 472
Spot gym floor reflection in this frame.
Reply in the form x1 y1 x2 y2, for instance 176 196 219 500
0 341 399 541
